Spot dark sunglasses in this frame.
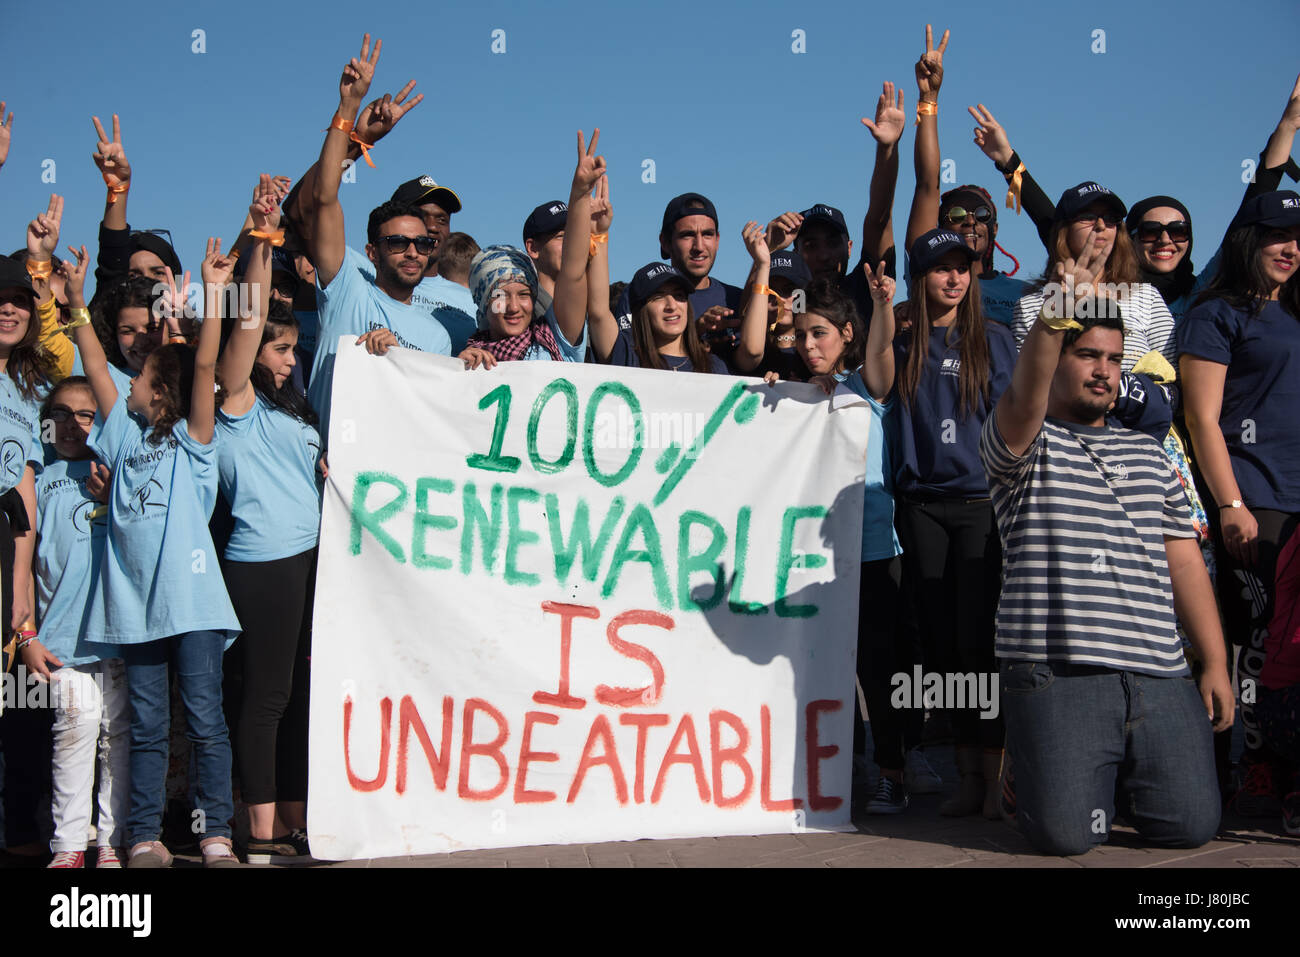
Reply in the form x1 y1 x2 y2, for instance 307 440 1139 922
1132 220 1191 243
1072 211 1123 228
49 407 96 425
377 234 436 255
944 205 992 226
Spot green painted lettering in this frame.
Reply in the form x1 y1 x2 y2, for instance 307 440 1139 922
727 506 767 615
677 511 727 611
460 482 504 575
504 486 542 587
412 477 456 569
527 379 578 474
466 384 521 474
775 506 829 618
350 472 408 563
548 494 625 583
601 503 671 609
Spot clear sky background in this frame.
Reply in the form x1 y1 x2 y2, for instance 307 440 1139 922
1 0 1297 299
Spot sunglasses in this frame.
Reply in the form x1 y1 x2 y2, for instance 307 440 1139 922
1132 220 1191 244
49 407 96 425
1072 211 1123 228
944 205 992 226
377 234 436 255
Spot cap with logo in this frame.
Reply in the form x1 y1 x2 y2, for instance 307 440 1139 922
799 204 849 239
661 193 718 237
523 201 569 243
628 262 692 316
1229 189 1300 231
769 249 812 287
1053 181 1127 223
908 228 980 277
390 175 463 214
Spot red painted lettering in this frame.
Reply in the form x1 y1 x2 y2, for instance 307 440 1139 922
396 694 453 794
566 715 629 804
514 711 560 804
760 704 802 811
343 696 392 793
805 699 843 812
651 714 710 804
709 710 754 808
618 713 670 803
595 610 670 707
457 698 510 800
534 601 599 709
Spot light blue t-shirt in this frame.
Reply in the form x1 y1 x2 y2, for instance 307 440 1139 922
84 398 240 646
839 369 903 563
309 246 453 441
344 249 476 354
0 377 44 495
35 457 109 665
216 396 322 562
519 305 587 362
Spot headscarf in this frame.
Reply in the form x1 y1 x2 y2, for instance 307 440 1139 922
1125 195 1195 308
466 244 561 361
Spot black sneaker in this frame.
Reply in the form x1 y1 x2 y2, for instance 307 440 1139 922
866 776 908 814
245 829 314 866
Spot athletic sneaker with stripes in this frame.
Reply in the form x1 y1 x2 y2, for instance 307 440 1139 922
48 850 84 869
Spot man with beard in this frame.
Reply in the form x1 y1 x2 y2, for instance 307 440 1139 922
978 232 1233 855
305 36 451 443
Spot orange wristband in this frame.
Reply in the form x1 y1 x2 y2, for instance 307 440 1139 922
348 129 376 168
1005 162 1026 215
249 229 285 247
915 100 938 126
326 115 354 135
25 259 53 280
103 173 129 204
588 232 608 257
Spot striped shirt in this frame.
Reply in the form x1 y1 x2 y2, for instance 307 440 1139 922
1012 282 1176 372
980 413 1195 675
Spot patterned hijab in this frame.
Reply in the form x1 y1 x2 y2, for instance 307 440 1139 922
467 245 561 361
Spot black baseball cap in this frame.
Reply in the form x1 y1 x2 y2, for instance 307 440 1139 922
1229 190 1300 231
769 249 812 286
523 201 568 242
908 228 979 277
0 257 35 296
661 193 718 237
799 204 849 238
390 175 463 214
1054 182 1127 223
628 262 692 315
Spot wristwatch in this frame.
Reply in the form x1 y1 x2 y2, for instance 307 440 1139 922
1221 499 1245 510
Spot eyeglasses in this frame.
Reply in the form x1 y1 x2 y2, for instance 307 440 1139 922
49 407 96 425
377 234 436 255
1072 211 1123 228
944 205 992 226
1132 220 1190 244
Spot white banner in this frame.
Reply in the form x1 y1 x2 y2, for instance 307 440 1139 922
308 338 869 859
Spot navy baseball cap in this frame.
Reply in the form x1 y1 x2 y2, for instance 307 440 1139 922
391 175 463 214
661 193 718 237
523 201 568 242
0 257 35 296
1054 181 1126 223
908 228 979 277
1229 190 1300 231
769 249 812 286
628 262 692 315
800 204 849 238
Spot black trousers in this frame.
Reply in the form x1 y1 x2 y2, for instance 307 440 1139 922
893 497 1004 749
855 556 924 770
221 549 316 806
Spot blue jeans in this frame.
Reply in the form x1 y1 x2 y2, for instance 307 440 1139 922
1001 660 1220 856
121 632 233 846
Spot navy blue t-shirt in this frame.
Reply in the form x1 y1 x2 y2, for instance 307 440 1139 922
1177 298 1300 512
893 322 1018 498
607 329 728 374
616 275 743 349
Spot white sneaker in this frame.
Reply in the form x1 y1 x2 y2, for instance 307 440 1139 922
904 749 943 794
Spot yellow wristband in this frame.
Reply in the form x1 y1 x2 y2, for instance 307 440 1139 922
25 259 53 280
60 307 92 335
1037 304 1083 332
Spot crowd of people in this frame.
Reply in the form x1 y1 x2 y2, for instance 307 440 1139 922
0 27 1298 867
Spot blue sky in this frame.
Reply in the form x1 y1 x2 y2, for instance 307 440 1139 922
2 0 1297 298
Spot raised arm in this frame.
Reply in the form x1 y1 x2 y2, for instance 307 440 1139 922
219 176 281 416
585 175 619 362
905 25 948 249
969 104 1055 247
995 229 1113 455
71 284 120 416
553 128 603 344
309 34 382 290
0 102 11 173
733 222 771 373
860 82 905 268
189 238 235 445
859 262 897 401
1261 73 1300 176
89 114 135 295
283 80 422 252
